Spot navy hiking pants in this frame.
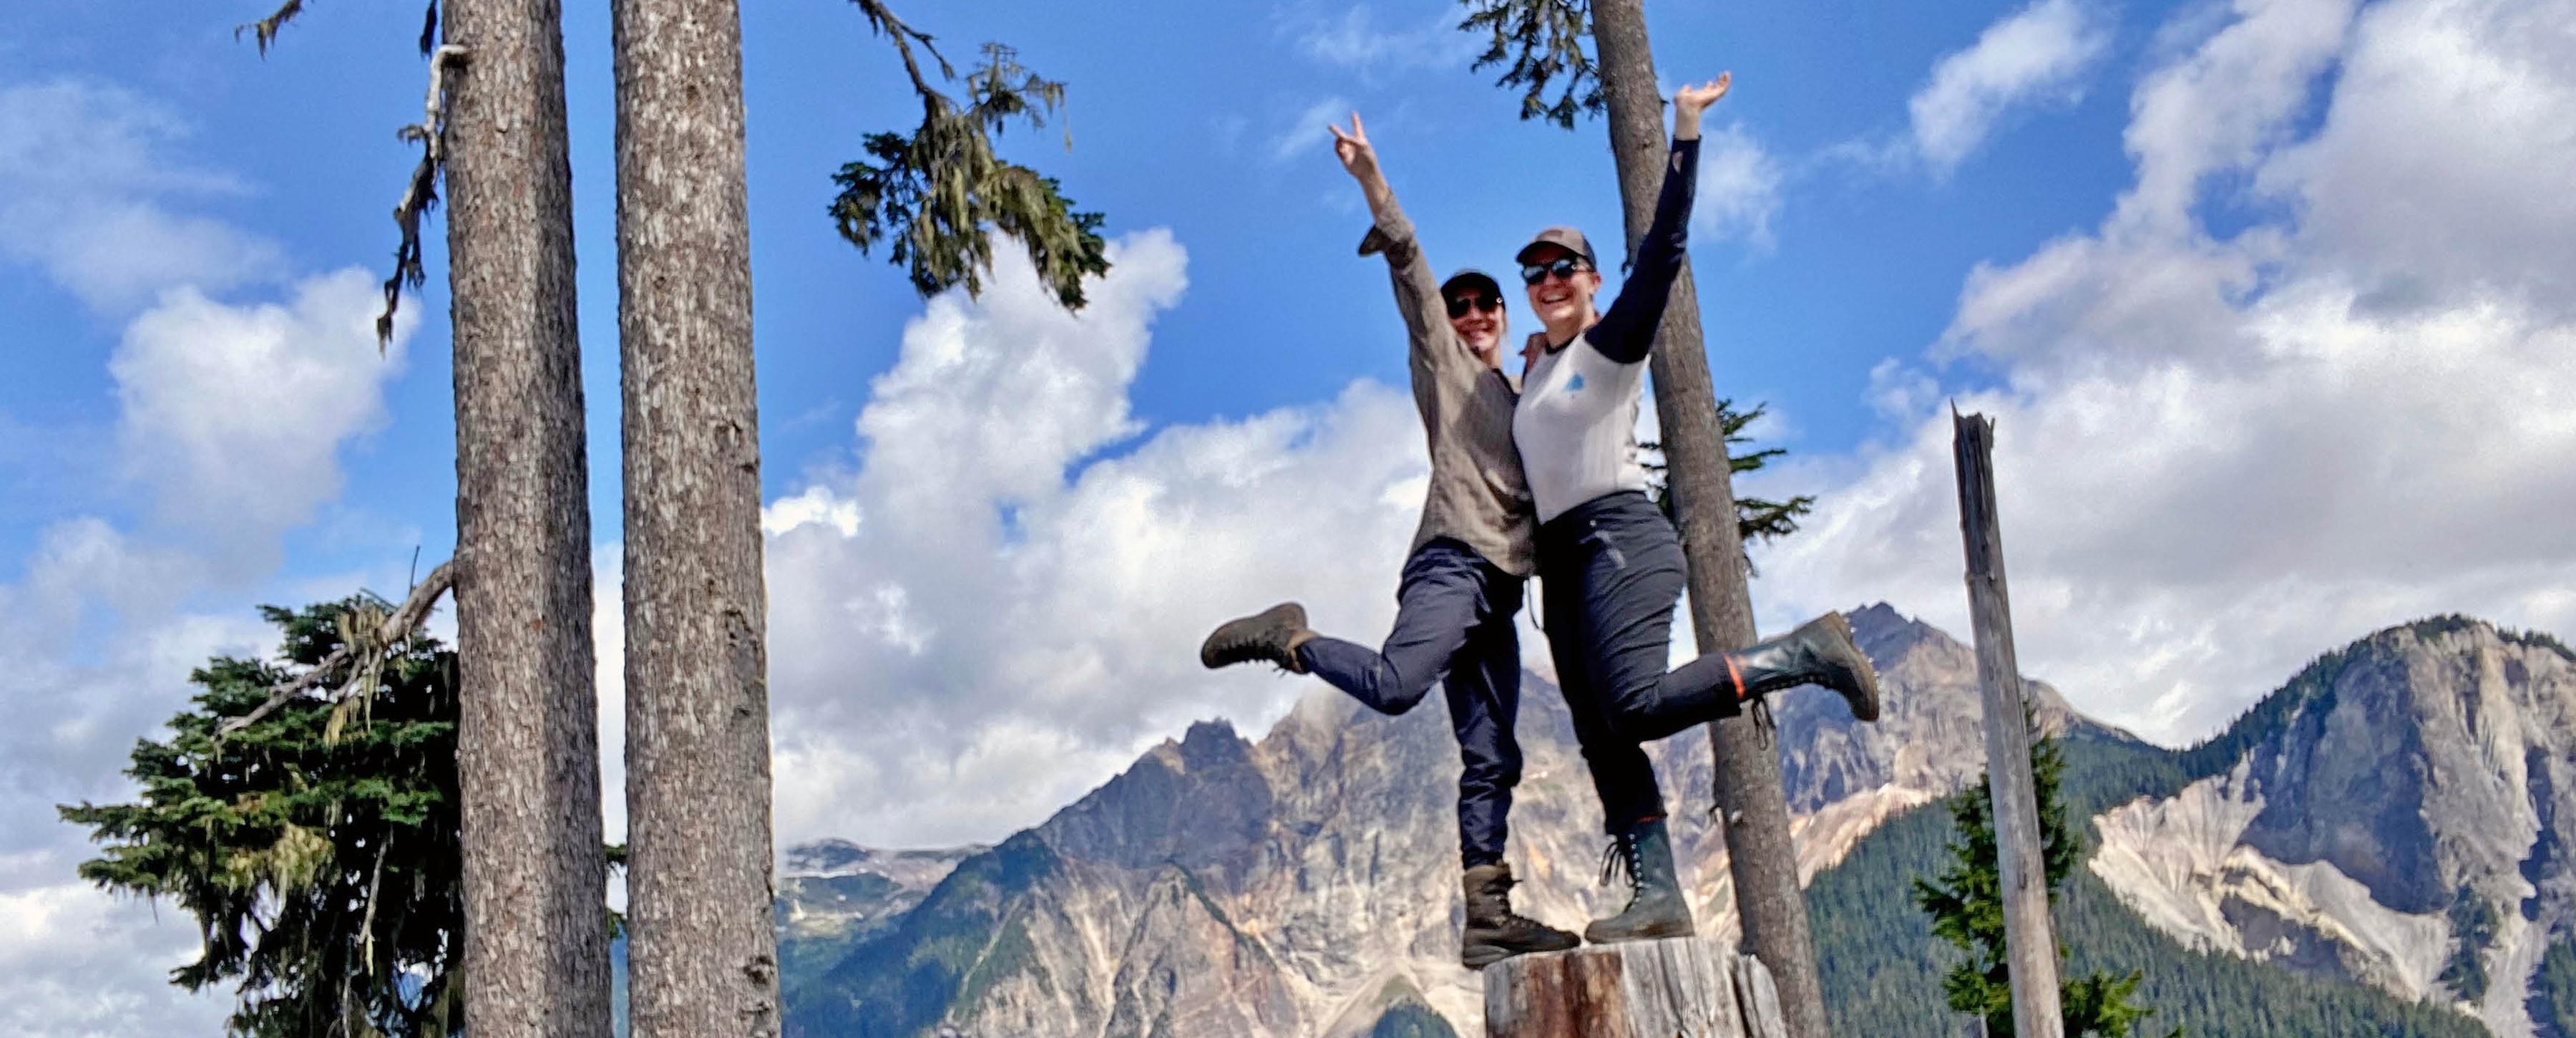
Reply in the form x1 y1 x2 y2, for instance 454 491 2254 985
1294 538 1524 869
1536 490 1753 830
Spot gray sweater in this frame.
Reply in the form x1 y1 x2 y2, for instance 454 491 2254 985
1357 201 1540 577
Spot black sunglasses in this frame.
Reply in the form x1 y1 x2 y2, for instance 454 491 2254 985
1445 294 1503 319
1519 257 1590 286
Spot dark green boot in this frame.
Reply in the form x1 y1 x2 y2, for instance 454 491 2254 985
1584 817 1695 944
1732 611 1881 722
1460 863 1580 969
1198 603 1314 673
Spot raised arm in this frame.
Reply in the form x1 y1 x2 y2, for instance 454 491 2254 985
1584 74 1729 364
1334 113 1455 369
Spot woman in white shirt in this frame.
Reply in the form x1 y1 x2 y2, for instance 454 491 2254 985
1512 74 1883 945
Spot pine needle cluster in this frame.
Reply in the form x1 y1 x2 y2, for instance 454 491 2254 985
1458 0 1605 128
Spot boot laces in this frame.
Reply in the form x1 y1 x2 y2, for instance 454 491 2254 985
1598 833 1645 894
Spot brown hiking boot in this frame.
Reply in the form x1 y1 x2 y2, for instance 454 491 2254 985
1198 603 1314 673
1461 863 1579 969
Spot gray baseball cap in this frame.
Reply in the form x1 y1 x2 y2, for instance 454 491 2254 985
1440 268 1503 301
1514 225 1597 266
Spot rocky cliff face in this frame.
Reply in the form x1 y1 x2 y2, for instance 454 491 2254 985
785 603 2095 1037
2089 619 2576 1037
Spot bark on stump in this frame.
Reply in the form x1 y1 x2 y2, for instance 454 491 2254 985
1484 938 1788 1038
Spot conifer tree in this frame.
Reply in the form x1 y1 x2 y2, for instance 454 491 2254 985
60 596 469 1038
1913 711 2169 1037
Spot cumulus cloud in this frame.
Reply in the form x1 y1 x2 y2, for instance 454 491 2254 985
0 80 285 309
114 269 412 571
0 77 420 1037
1694 122 1785 252
1907 0 2112 174
0 882 229 1038
760 230 1440 848
1751 0 2576 744
0 524 278 1038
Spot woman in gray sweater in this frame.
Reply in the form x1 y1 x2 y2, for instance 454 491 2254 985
1198 111 1581 970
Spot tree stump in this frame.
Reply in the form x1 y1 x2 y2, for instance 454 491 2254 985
1483 938 1787 1038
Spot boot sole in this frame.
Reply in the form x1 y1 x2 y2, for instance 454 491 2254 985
1198 603 1308 669
1819 611 1882 722
1461 935 1582 969
1582 918 1697 944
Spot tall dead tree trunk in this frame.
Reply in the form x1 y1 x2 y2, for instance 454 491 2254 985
610 0 781 1034
441 0 613 1035
1953 414 2066 1038
1585 4 1832 1036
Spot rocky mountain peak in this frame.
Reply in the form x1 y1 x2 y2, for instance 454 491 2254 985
2231 619 2576 916
1770 603 2104 813
2091 614 2576 1036
1845 601 1939 659
787 605 2570 1038
1043 716 1274 875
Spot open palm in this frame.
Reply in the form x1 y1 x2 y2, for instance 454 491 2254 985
1675 74 1730 117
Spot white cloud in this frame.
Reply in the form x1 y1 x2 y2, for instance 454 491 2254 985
1282 3 1481 75
1908 0 2113 174
113 268 413 571
1751 0 2576 745
1694 122 1785 252
0 882 230 1038
1269 95 1352 165
2116 0 2356 231
0 530 273 1038
759 229 1443 848
0 77 423 1037
2253 0 2576 316
0 79 285 310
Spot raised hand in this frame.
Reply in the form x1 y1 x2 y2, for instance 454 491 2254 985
1327 112 1379 180
1672 74 1730 140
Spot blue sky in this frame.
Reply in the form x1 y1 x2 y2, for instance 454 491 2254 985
9 0 2576 1031
1 0 2140 576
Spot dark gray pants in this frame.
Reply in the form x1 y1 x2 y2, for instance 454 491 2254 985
1536 491 1750 830
1294 538 1523 869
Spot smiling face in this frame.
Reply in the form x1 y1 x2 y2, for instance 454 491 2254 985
1519 243 1601 334
1444 286 1506 362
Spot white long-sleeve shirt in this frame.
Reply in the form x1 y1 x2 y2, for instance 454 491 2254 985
1513 139 1699 523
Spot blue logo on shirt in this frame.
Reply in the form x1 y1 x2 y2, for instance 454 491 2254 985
1566 372 1586 394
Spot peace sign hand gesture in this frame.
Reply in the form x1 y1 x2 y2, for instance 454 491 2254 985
1327 112 1380 181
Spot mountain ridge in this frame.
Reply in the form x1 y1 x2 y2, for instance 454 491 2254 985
775 606 2569 1037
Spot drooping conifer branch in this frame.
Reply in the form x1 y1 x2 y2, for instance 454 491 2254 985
831 4 1110 309
233 3 457 351
236 0 309 57
1459 0 1605 128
